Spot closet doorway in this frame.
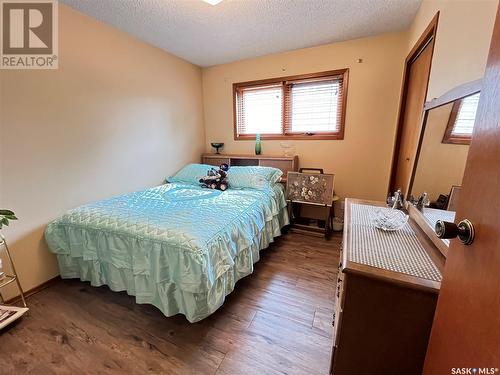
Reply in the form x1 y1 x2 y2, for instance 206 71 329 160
389 13 439 196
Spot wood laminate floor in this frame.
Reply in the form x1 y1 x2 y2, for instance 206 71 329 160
0 232 340 375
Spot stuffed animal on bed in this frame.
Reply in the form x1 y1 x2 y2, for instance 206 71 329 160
199 163 229 191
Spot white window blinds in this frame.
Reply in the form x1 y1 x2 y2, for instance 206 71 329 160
234 70 347 139
451 92 480 137
236 84 283 135
285 77 343 134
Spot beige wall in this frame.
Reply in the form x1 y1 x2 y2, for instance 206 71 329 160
0 5 205 298
408 0 498 101
202 32 408 203
412 103 469 201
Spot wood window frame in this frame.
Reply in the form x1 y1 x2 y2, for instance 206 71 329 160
441 99 473 145
233 69 349 141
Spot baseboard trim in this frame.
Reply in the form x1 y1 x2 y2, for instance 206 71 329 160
3 275 61 305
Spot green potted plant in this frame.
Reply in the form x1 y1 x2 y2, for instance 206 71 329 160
0 210 17 230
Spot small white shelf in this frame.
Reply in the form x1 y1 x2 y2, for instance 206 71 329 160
0 274 17 289
0 305 29 330
0 234 27 309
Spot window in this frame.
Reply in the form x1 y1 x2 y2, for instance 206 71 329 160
234 69 348 140
442 92 480 145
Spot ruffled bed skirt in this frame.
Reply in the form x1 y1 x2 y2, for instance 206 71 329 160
54 207 289 322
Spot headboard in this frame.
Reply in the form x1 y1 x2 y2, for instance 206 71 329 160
201 154 299 181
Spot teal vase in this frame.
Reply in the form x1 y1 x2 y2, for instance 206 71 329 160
255 134 262 155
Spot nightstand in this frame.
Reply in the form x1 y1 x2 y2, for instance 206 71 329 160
285 168 338 239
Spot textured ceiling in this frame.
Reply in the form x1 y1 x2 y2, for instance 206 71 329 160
61 0 422 67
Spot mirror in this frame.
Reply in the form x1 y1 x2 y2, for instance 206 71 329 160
409 81 481 246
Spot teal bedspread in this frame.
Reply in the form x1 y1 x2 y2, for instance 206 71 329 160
45 183 289 322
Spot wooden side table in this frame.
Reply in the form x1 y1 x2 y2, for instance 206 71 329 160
285 168 337 239
287 195 339 239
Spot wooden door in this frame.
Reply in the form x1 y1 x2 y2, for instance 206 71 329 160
423 6 500 373
390 14 438 195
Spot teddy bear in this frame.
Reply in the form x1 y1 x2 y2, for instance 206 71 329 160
199 163 229 191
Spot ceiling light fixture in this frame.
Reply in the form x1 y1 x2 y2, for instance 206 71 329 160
202 0 223 5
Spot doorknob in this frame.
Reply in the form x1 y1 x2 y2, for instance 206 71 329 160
435 219 475 245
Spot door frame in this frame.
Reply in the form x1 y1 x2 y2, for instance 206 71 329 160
388 12 440 195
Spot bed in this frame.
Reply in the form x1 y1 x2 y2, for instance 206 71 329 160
45 165 289 322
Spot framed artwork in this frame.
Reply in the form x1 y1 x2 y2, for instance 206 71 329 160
286 172 335 206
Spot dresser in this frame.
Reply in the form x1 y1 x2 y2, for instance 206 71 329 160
330 199 445 375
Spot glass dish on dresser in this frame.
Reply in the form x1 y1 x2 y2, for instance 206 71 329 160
371 207 409 231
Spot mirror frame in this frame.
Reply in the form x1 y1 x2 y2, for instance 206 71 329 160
408 79 482 257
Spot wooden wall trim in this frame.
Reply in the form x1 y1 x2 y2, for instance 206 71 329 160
2 276 61 305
